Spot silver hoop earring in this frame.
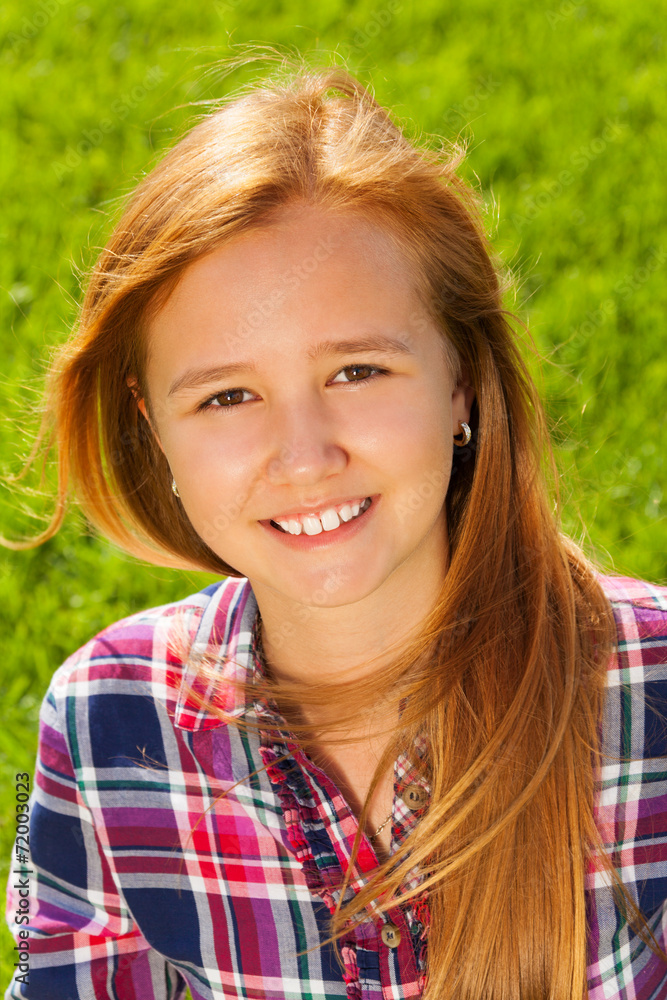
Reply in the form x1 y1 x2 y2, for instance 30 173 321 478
454 421 472 447
171 478 181 499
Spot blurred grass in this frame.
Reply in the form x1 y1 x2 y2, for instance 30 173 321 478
1 0 666 981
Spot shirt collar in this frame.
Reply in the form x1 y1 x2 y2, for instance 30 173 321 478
173 576 263 731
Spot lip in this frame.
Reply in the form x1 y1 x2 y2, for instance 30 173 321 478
259 494 380 549
260 494 372 523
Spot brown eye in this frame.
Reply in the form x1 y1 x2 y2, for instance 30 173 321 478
197 387 254 412
331 364 384 384
345 365 373 380
214 389 246 406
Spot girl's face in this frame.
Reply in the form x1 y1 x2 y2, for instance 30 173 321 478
141 203 473 610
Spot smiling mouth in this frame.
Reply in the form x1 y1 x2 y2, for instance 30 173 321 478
269 497 373 536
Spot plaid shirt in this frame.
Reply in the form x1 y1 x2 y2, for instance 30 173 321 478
5 573 667 999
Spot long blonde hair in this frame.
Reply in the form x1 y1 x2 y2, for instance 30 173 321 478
5 52 656 998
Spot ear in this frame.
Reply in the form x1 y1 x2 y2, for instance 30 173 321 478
451 368 475 427
127 377 165 454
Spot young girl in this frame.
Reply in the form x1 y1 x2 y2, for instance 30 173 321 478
5 58 667 1000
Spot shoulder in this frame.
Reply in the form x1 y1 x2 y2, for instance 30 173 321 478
596 573 667 759
36 574 258 791
598 572 667 615
597 573 667 678
46 574 253 712
590 576 667 971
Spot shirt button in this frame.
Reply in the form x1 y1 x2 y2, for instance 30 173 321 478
401 784 428 810
381 923 401 948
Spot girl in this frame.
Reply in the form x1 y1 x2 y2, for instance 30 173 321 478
5 57 667 1000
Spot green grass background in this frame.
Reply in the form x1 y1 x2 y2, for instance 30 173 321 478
0 0 665 982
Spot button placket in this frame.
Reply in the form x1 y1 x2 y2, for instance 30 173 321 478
401 783 429 811
380 922 401 948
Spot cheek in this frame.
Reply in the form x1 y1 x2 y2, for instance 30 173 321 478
378 389 453 514
161 423 262 544
363 390 451 464
165 421 254 481
171 433 264 553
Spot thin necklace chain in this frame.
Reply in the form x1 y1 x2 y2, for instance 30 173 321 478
370 811 393 838
255 612 393 841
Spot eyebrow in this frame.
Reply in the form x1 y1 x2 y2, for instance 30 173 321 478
167 335 415 396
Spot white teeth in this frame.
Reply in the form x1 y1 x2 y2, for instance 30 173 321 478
272 498 372 536
320 508 341 531
302 515 323 535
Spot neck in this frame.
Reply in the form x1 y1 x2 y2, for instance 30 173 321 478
251 547 446 730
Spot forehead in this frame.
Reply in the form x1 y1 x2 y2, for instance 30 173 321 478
143 203 440 380
155 202 421 313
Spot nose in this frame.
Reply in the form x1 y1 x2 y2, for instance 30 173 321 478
264 399 348 487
